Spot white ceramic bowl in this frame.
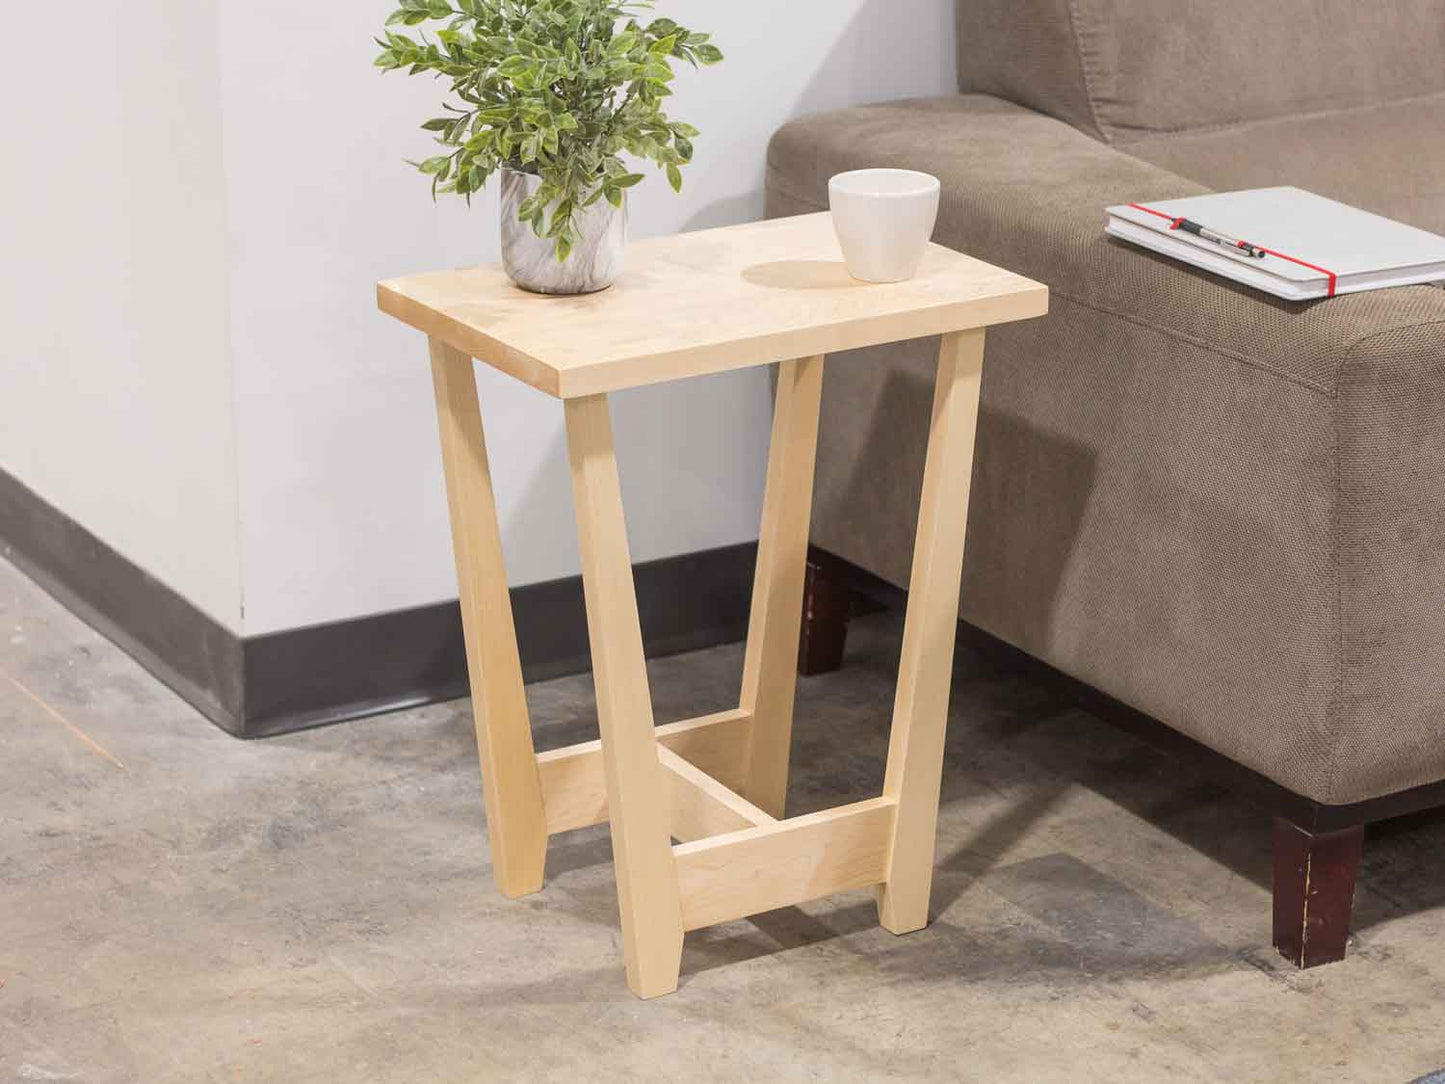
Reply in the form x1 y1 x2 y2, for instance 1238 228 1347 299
828 169 942 283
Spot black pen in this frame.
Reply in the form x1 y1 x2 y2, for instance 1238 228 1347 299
1169 216 1268 259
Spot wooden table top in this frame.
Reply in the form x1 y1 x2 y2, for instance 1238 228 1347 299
378 212 1047 399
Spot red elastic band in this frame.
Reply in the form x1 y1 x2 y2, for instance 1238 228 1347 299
1129 202 1175 221
1126 203 1336 297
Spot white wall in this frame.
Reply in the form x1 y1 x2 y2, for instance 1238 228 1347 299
217 0 959 635
2 1 957 639
0 2 243 629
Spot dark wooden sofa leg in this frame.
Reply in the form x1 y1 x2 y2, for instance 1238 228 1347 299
1272 818 1364 968
797 554 851 675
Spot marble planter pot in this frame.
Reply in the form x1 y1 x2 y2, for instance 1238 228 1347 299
499 167 627 295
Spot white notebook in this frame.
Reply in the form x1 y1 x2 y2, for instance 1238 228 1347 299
1106 187 1445 301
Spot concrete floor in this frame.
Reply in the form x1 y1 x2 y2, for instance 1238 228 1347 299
4 555 1445 1084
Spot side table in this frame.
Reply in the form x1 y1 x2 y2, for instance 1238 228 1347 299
378 212 1047 998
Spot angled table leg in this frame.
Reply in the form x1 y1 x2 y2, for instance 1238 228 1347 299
877 329 986 934
739 355 825 817
564 393 685 999
428 338 548 899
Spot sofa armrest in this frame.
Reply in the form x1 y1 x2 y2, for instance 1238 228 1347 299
766 94 1445 401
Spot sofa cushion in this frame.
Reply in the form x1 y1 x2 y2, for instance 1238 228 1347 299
1125 93 1445 235
958 0 1445 143
767 95 1445 805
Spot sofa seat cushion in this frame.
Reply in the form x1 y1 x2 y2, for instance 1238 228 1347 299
1126 93 1445 235
767 94 1445 805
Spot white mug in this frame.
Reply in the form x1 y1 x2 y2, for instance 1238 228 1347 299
828 169 942 283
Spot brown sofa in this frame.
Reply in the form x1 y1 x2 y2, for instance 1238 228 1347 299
766 0 1445 967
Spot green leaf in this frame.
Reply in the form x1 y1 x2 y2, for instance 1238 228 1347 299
498 55 531 78
547 199 573 238
377 0 718 217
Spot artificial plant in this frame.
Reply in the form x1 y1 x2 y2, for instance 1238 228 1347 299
375 0 722 260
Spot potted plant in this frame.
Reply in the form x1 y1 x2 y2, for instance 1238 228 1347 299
375 0 722 295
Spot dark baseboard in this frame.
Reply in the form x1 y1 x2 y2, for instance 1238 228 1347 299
0 467 246 728
0 466 757 738
239 543 757 739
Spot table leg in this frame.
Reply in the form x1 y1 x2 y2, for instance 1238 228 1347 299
428 338 548 899
564 393 685 999
877 329 986 934
739 355 824 816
